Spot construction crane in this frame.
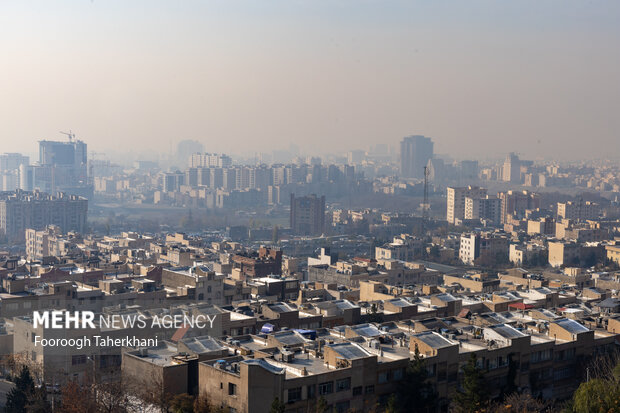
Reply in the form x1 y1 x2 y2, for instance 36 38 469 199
59 130 75 142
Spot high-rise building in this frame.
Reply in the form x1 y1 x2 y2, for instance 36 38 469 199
39 140 87 166
347 150 365 165
290 194 325 236
464 196 501 224
162 172 185 192
189 153 232 169
502 153 521 183
33 138 90 197
400 135 433 179
446 186 487 224
0 190 87 242
177 140 204 165
459 160 479 182
0 153 30 191
0 153 29 172
498 190 541 224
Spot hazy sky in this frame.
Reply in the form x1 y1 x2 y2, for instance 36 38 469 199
1 0 619 161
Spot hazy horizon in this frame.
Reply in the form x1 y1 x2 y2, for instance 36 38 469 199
1 0 619 161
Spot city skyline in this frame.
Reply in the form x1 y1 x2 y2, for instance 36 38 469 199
2 3 620 412
1 0 619 160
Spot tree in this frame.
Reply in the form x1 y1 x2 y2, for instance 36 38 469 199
138 372 174 412
500 354 518 398
572 378 620 413
57 381 98 413
5 365 35 413
429 244 440 260
367 303 383 323
97 379 132 413
488 393 547 413
24 383 49 413
193 394 212 413
170 394 195 413
384 394 398 413
392 346 437 413
269 397 285 413
453 353 488 413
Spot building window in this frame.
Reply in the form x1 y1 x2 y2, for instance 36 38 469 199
288 387 302 402
352 386 362 396
336 377 351 392
393 368 404 381
307 385 316 399
71 355 87 365
208 286 212 293
228 383 236 396
318 381 333 395
378 372 388 384
365 385 374 394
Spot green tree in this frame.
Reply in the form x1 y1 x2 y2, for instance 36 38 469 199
429 244 440 260
392 346 437 413
5 365 36 413
25 385 49 413
384 394 398 413
500 354 518 398
269 397 285 413
453 353 488 413
572 378 620 413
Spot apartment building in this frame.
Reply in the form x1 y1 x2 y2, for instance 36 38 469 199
459 233 509 266
557 201 600 221
464 196 501 225
0 190 87 242
498 190 540 224
446 186 487 225
199 340 409 413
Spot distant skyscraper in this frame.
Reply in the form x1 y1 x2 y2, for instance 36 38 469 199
400 135 433 179
33 138 90 197
0 153 29 172
177 140 204 165
189 153 232 168
0 153 29 191
39 140 86 166
502 152 521 183
290 194 325 236
459 160 479 182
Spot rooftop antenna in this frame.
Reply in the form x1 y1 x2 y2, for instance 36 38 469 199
60 130 75 142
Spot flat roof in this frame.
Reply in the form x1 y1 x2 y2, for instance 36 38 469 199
414 331 456 349
328 342 371 360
